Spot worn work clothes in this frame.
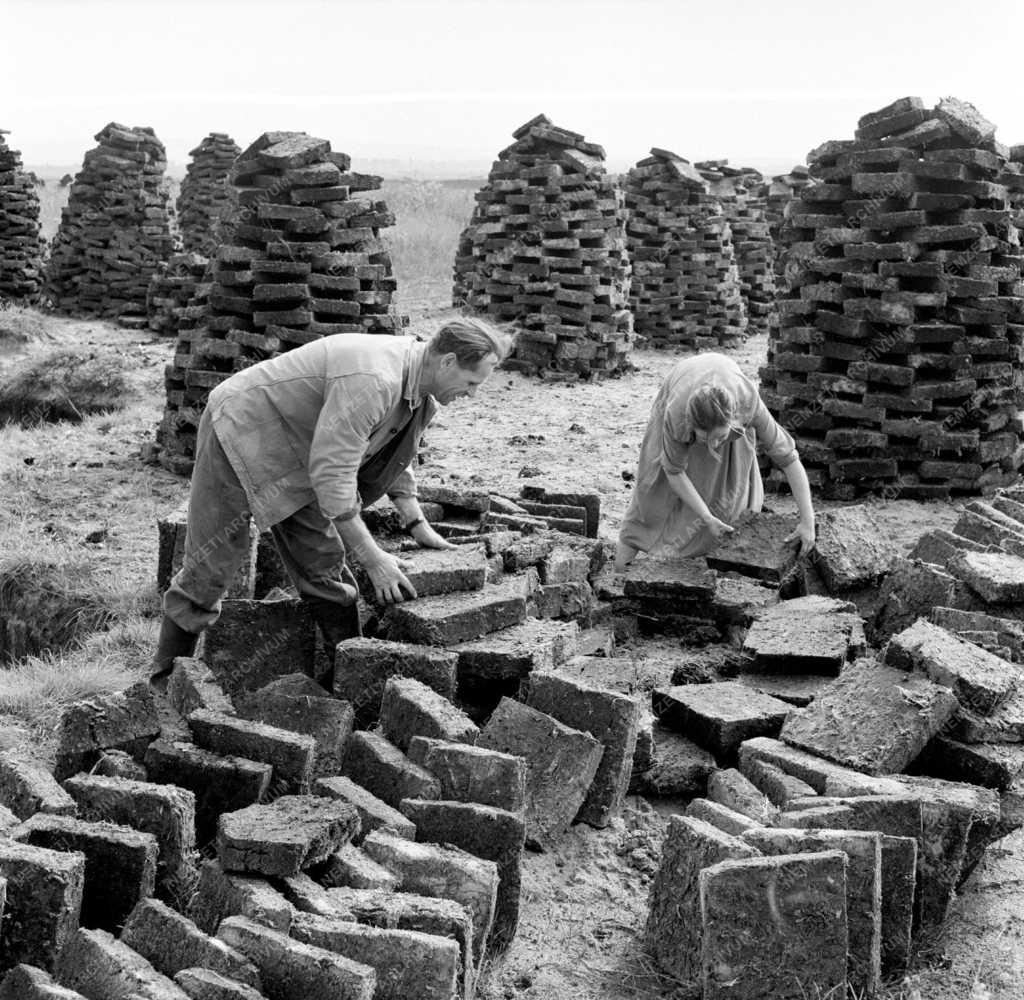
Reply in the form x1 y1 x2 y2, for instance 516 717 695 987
208 334 436 532
164 334 436 633
619 353 799 557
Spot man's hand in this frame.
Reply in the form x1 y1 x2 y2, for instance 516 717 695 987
365 552 417 604
410 521 457 551
702 514 735 540
785 519 816 556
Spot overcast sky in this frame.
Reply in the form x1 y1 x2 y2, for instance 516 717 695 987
5 0 1022 177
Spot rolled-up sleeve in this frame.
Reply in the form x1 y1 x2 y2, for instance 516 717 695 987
308 373 391 521
387 464 417 501
750 396 799 469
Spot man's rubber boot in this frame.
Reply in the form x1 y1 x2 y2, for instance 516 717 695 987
302 596 361 690
149 615 200 694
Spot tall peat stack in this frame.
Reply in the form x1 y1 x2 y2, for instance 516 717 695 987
146 251 210 336
623 148 747 349
0 129 45 301
176 132 241 254
458 114 633 379
761 97 1024 499
45 123 175 326
155 130 406 475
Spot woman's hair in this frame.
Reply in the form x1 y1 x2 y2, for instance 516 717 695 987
428 317 513 367
687 383 738 432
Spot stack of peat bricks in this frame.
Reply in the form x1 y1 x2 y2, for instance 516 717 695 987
176 132 241 254
456 114 634 380
697 160 779 336
45 122 175 327
622 148 748 350
0 129 45 301
766 164 815 244
761 96 1024 500
146 252 210 337
0 479 618 999
154 131 406 476
451 204 483 310
599 503 1024 999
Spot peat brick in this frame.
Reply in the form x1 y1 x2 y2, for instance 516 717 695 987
56 927 190 999
314 775 417 843
914 737 1024 791
949 549 1024 604
0 750 76 821
173 968 265 1000
736 673 831 707
875 558 960 642
704 511 801 584
684 798 764 836
311 844 399 891
0 965 88 999
379 677 479 754
340 731 441 810
813 505 896 590
189 859 294 935
622 555 717 601
453 618 578 686
395 545 489 597
739 756 818 807
519 486 600 538
407 737 526 812
742 598 865 675
708 768 777 824
167 658 235 717
637 724 717 798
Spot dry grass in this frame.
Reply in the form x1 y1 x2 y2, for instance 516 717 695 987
0 302 56 347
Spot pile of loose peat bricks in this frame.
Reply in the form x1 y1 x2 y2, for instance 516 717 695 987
6 489 1024 999
454 114 634 380
761 96 1024 499
45 123 176 327
154 130 406 476
622 148 748 350
0 128 45 301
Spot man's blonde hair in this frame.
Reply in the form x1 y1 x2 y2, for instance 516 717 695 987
687 383 738 432
429 317 513 367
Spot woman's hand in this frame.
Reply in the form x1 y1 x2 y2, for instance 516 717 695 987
702 514 735 540
785 519 816 556
364 552 417 604
410 521 457 551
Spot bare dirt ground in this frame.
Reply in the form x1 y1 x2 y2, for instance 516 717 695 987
1 311 1022 999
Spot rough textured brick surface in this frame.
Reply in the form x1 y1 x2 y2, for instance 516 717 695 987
950 679 1024 743
477 697 603 849
61 774 196 902
121 898 262 988
218 795 359 877
312 844 399 891
886 618 1018 715
704 511 802 584
167 657 235 716
708 768 777 824
622 554 717 600
643 816 760 987
519 485 601 538
391 545 489 597
0 750 77 821
144 740 272 845
333 638 458 728
314 775 417 843
400 798 525 952
217 915 375 1000
875 558 960 642
780 660 960 775
635 724 716 798
188 709 316 794
174 968 266 1000
361 829 498 963
340 731 441 810
14 814 157 932
699 851 848 1000
189 860 294 936
739 756 818 807
0 965 88 999
736 672 832 707
57 927 191 999
407 736 526 812
742 598 865 675
383 576 531 646
277 872 340 918
743 828 882 996
684 798 763 836
202 598 317 696
379 676 479 753
524 670 640 827
291 911 460 1000
916 737 1024 791
654 681 791 758
0 841 84 974
814 505 896 590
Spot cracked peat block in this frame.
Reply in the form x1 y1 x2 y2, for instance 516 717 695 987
218 795 359 877
477 697 603 849
379 676 479 753
406 736 527 812
699 851 849 1000
340 731 441 810
653 681 792 759
779 660 960 774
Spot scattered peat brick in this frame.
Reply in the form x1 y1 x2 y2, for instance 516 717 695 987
120 897 262 987
187 708 316 794
779 659 960 775
913 737 1024 791
875 558 961 642
383 576 531 645
948 549 1024 604
0 965 89 999
742 597 865 675
217 795 359 877
399 798 525 951
202 598 317 696
167 657 235 716
56 927 190 1000
13 814 157 932
477 697 603 849
704 511 801 584
735 672 831 707
334 638 458 729
378 676 479 753
406 737 527 812
931 606 1024 662
653 681 791 758
519 486 601 538
885 618 1018 714
739 756 817 807
684 797 764 836
277 872 340 917
910 528 994 565
189 859 294 935
709 574 780 627
92 749 148 781
417 484 491 514
290 911 460 1000
524 670 640 827
0 841 84 974
394 545 488 598
813 505 896 590
216 915 376 999
339 731 441 810
622 554 717 601
361 828 499 962
314 775 416 843
743 828 881 995
949 680 1024 742
636 724 717 798
539 547 590 584
0 750 76 820
707 768 777 823
699 851 848 1000
173 968 265 1000
144 740 272 845
643 816 760 987
312 844 399 891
